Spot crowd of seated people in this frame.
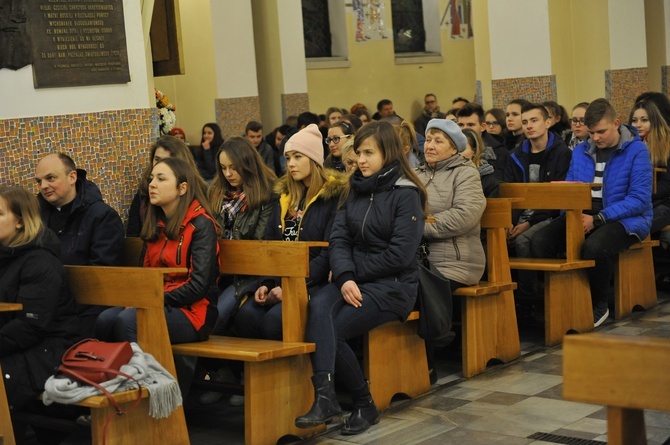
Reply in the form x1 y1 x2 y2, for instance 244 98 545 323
4 91 669 443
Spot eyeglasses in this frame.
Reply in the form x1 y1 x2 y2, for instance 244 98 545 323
325 135 351 145
571 118 585 125
485 121 501 127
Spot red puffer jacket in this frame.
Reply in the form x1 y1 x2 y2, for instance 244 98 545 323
144 199 220 336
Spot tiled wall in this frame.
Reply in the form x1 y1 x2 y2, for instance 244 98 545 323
475 80 483 106
0 108 155 222
605 67 648 122
491 75 557 109
214 96 261 140
281 93 309 123
662 66 670 97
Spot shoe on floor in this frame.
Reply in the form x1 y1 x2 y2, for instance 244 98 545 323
594 306 609 328
198 366 237 405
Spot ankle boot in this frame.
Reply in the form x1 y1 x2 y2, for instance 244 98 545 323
295 373 342 428
342 384 380 435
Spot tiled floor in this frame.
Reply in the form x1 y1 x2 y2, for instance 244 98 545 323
181 292 670 445
49 292 670 444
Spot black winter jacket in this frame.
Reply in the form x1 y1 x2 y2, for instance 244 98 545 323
330 163 425 320
504 132 572 226
265 170 348 290
0 229 78 408
38 169 124 266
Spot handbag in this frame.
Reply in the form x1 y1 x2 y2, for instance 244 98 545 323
416 243 454 345
58 339 142 444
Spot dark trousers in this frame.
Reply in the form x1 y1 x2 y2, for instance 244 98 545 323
233 299 283 340
306 283 398 392
651 204 670 235
530 217 637 309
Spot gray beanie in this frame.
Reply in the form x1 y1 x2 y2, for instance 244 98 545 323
425 119 467 153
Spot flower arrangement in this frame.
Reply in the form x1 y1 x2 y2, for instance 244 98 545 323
155 88 176 135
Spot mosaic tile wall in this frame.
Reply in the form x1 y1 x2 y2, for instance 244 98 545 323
475 80 483 106
662 66 670 97
491 75 557 109
281 93 310 123
605 67 648 122
214 96 261 140
0 108 155 222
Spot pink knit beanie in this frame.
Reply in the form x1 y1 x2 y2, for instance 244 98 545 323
283 124 324 166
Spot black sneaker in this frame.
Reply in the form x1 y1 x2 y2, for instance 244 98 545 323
593 306 609 328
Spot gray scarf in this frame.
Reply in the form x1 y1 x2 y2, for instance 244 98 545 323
42 343 182 419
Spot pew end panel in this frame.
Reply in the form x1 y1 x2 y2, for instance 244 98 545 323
563 333 670 445
64 266 190 445
614 237 659 320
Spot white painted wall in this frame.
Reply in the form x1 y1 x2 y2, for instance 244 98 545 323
210 0 258 98
0 0 152 119
277 0 308 93
609 0 647 69
488 0 552 79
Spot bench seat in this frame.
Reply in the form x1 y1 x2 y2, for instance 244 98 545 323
74 388 149 409
509 258 595 271
172 337 315 361
453 281 516 297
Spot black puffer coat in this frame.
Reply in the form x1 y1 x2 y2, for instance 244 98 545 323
330 163 425 320
0 229 78 409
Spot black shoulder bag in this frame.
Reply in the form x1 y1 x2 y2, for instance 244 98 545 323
416 243 454 346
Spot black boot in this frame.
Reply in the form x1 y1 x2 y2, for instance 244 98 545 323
295 373 342 428
342 384 380 435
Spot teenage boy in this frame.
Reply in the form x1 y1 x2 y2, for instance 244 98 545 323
505 98 530 151
245 121 275 171
531 98 652 327
504 102 572 303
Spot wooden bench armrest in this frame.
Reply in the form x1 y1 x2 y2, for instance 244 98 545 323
74 387 149 408
0 303 22 312
406 311 419 321
171 336 315 361
453 281 517 297
563 333 670 412
509 258 595 271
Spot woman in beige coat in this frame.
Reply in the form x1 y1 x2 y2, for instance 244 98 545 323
417 119 486 289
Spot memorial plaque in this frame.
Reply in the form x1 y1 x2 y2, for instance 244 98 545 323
29 0 130 88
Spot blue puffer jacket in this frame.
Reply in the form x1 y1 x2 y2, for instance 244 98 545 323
329 162 425 320
568 124 653 240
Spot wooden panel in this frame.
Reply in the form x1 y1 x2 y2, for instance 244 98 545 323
607 407 647 445
499 182 593 210
614 242 658 320
480 198 513 229
171 337 315 361
0 303 22 312
544 270 593 346
121 238 144 266
219 240 315 277
453 282 516 297
510 258 595 271
364 319 430 411
563 333 670 412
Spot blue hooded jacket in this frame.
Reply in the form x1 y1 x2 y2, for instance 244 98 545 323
568 124 652 240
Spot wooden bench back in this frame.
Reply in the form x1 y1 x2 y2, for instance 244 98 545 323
499 182 592 262
65 265 183 376
119 238 318 343
563 333 670 412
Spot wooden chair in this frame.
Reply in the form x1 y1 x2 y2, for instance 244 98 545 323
62 266 189 445
499 183 595 346
0 303 23 445
563 333 670 445
453 198 519 378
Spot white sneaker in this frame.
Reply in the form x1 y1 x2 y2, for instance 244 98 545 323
594 307 610 328
198 367 236 405
229 374 244 406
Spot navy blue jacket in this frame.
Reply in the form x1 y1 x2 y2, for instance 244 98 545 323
39 169 124 266
504 132 572 226
330 163 425 320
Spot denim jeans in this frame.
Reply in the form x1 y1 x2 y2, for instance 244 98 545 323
306 283 398 392
530 216 637 308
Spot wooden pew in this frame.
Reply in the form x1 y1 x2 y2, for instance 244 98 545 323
0 303 23 445
563 333 670 445
453 198 520 378
65 266 190 445
499 182 595 346
364 199 520 409
151 239 324 445
614 237 659 320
